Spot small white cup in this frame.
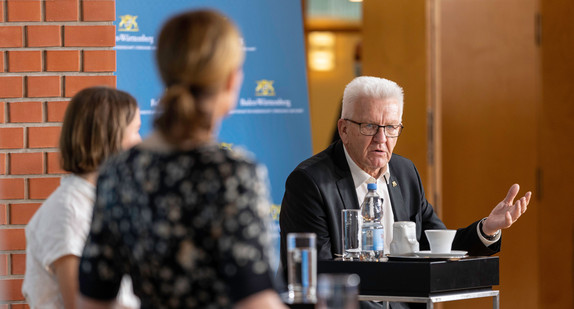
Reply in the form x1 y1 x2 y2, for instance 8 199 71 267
425 229 456 253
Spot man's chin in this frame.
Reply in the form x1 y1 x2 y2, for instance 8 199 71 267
368 154 390 165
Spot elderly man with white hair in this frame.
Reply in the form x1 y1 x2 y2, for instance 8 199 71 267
279 76 531 309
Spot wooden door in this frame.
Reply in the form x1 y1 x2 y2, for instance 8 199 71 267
538 1 574 308
438 0 540 308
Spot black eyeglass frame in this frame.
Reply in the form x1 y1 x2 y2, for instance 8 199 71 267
344 118 404 137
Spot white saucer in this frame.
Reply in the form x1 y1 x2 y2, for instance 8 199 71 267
414 250 468 258
387 254 419 259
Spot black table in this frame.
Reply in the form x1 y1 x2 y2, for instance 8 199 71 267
317 256 500 309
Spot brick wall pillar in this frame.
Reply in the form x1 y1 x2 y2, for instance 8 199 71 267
0 0 116 306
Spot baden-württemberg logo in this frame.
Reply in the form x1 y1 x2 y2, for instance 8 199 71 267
255 80 276 97
234 79 301 115
116 14 154 49
118 15 139 32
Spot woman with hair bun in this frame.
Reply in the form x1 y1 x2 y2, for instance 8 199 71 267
78 9 287 309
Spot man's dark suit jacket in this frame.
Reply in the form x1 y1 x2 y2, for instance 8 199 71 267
279 140 501 309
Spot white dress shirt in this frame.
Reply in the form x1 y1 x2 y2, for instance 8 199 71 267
343 147 395 254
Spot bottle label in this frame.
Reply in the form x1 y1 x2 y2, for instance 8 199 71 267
362 228 384 251
373 228 384 251
362 229 372 251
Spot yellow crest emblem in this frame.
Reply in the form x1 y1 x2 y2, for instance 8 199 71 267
119 15 139 32
270 204 281 221
255 80 276 97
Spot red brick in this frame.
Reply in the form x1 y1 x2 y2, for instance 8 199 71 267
0 254 7 276
0 127 24 149
0 154 5 175
0 0 3 22
27 25 61 47
9 152 44 175
29 177 60 199
46 50 79 72
28 126 61 148
0 204 6 224
0 102 4 123
46 151 66 174
8 101 43 123
0 26 23 48
83 50 115 72
10 203 41 225
27 76 61 98
0 52 4 72
12 305 30 309
46 0 79 21
0 76 23 98
64 25 115 47
0 229 25 250
64 75 116 97
0 178 25 199
7 50 42 72
7 0 41 22
82 0 115 22
11 253 26 275
0 278 24 301
46 100 69 122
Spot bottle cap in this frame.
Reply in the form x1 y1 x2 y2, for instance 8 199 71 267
367 183 377 190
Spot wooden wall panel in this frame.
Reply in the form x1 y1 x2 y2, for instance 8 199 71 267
362 0 429 189
539 1 574 308
438 1 539 308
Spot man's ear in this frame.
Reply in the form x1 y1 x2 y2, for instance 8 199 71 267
337 118 347 143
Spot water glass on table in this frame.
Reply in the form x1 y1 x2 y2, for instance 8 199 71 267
341 209 362 261
287 232 317 303
316 273 360 309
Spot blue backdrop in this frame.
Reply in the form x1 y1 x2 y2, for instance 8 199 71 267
115 1 313 269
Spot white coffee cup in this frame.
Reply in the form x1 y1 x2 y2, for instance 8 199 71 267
425 229 456 253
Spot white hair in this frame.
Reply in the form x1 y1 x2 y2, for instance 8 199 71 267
341 76 404 119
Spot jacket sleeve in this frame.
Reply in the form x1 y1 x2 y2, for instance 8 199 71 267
279 168 335 273
399 157 501 256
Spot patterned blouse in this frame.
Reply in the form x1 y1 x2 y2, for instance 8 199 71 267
79 144 277 308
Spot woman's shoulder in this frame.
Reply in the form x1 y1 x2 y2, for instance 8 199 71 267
32 175 92 216
26 175 93 241
198 144 257 165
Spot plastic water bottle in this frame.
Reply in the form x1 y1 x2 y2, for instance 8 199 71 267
360 183 384 261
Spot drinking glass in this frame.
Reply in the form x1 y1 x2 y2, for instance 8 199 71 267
317 273 360 309
287 232 317 303
341 209 362 260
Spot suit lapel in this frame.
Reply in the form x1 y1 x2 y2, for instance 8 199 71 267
332 141 360 210
387 174 409 221
337 177 359 210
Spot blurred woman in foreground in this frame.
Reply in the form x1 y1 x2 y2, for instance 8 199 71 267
78 9 287 309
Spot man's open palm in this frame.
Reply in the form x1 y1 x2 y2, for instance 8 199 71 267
483 184 532 235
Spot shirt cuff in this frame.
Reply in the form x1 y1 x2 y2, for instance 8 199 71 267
477 218 501 246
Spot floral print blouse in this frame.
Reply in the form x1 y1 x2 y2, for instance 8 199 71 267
79 144 277 308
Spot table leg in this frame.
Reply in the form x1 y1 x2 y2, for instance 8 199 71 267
493 292 499 309
426 299 433 309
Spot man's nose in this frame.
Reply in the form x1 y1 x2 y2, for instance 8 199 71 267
372 127 387 143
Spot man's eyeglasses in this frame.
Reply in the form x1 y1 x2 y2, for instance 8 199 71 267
344 119 404 137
